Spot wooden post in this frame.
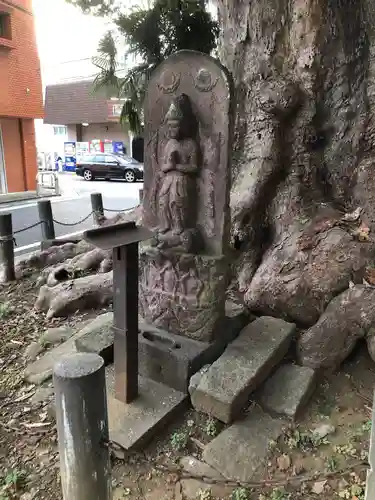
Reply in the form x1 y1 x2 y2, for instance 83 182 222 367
53 353 111 500
0 213 15 283
91 192 104 225
38 199 55 240
113 242 139 403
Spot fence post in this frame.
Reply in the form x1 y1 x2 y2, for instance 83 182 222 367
53 352 111 500
38 199 55 240
139 188 144 203
91 193 104 225
0 213 15 283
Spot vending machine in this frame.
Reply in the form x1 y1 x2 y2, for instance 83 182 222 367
89 139 104 153
64 142 77 172
113 141 125 154
76 142 90 160
103 140 125 154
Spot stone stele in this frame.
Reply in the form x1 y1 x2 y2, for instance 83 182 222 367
140 50 233 342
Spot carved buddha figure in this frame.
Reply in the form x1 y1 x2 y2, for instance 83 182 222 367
158 94 199 238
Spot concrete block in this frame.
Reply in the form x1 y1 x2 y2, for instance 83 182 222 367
203 405 286 482
189 316 296 423
106 366 187 450
260 364 317 420
24 313 113 385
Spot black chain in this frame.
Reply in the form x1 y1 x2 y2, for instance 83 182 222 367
103 204 139 213
13 221 43 234
53 211 95 227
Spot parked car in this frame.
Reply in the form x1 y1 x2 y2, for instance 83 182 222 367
75 153 144 182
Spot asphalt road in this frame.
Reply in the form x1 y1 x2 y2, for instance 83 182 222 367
1 174 142 256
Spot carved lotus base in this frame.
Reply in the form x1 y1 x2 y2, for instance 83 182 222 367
139 248 229 343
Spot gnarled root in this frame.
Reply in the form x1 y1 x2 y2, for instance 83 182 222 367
35 271 113 319
16 240 93 276
37 248 112 287
298 285 375 371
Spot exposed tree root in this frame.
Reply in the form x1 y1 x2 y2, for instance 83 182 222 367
35 271 113 319
298 285 375 371
16 240 93 276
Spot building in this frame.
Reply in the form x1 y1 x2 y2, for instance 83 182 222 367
43 79 132 156
0 0 43 193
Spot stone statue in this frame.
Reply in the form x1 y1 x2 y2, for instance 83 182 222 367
154 94 200 251
141 50 234 342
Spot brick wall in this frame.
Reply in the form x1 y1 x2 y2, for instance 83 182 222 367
0 0 43 118
0 117 37 192
0 0 42 192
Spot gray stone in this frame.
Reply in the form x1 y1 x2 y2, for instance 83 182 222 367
40 327 73 346
189 365 211 393
106 366 186 450
139 325 230 393
189 317 296 423
312 423 336 439
203 405 286 482
30 387 54 407
24 342 44 361
24 313 113 384
75 314 114 364
260 364 316 420
140 50 234 343
179 456 224 480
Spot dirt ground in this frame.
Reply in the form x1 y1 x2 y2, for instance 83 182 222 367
0 276 372 500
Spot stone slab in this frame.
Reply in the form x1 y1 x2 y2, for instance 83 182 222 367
203 405 286 482
75 315 114 364
259 363 317 420
24 313 113 385
189 316 296 423
106 366 187 450
179 456 224 480
76 304 249 393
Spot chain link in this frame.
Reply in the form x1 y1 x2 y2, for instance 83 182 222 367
103 204 139 213
13 221 43 235
53 211 95 227
0 204 139 240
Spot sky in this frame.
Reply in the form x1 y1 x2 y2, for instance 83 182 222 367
32 0 217 86
32 0 111 85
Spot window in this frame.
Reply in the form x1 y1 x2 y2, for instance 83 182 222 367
82 155 96 163
94 155 106 163
0 13 11 40
53 126 67 136
105 156 117 164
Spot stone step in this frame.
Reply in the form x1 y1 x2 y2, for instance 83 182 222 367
189 316 296 423
24 313 113 385
75 301 253 393
203 405 287 482
259 363 317 420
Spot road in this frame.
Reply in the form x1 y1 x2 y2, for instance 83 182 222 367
2 173 143 256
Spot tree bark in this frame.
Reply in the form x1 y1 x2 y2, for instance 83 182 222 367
217 0 375 369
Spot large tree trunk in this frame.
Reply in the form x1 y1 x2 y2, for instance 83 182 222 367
217 0 375 369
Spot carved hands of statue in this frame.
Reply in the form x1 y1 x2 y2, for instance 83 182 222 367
176 163 198 175
162 151 178 173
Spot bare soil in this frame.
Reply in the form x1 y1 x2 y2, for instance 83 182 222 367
0 276 372 500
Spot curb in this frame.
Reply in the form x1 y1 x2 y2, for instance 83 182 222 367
0 191 60 206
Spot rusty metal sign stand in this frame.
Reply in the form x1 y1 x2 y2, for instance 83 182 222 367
84 221 153 403
84 221 187 450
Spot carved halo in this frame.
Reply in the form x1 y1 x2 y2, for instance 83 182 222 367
158 71 181 94
194 68 218 92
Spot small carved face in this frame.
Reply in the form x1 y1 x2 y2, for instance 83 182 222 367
167 119 181 139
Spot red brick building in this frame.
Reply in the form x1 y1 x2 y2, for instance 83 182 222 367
0 0 43 193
